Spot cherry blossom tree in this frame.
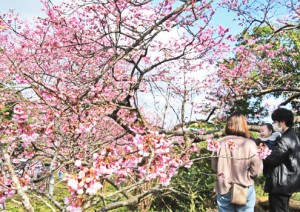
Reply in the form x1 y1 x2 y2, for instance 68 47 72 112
0 0 233 211
0 0 289 211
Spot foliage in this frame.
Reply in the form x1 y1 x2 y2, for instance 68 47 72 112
217 24 300 122
226 98 268 123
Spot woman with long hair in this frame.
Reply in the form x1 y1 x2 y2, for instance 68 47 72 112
211 112 263 211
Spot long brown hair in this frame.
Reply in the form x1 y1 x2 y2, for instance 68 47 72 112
225 112 250 138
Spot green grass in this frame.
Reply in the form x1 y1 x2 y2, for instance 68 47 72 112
4 168 300 211
5 195 50 212
3 175 131 211
291 192 300 201
5 175 70 212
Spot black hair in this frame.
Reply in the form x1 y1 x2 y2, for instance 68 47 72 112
261 123 274 133
271 108 294 127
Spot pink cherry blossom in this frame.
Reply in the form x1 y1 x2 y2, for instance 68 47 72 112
66 206 82 212
0 196 6 204
75 160 82 168
257 143 272 159
76 188 84 195
67 179 78 191
207 140 220 152
226 139 238 151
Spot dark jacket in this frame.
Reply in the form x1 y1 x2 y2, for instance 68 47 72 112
264 128 300 193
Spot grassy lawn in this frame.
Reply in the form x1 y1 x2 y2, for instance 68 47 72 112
4 176 128 212
5 178 70 212
4 170 300 211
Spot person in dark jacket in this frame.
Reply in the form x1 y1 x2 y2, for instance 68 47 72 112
263 108 300 212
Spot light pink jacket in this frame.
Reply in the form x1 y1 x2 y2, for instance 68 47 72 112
211 135 263 195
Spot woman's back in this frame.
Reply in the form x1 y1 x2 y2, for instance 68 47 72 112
211 135 262 195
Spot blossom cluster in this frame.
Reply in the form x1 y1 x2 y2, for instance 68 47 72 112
12 105 28 124
64 132 189 210
226 139 238 151
65 165 103 196
0 178 14 206
132 132 182 185
206 138 220 152
20 133 39 147
257 143 272 159
207 138 272 160
0 176 31 207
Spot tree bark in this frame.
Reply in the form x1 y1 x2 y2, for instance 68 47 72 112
2 149 34 211
48 153 58 197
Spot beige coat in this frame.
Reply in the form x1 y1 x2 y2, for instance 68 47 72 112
211 135 263 195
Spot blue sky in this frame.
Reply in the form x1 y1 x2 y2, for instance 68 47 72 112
0 0 244 36
0 0 44 19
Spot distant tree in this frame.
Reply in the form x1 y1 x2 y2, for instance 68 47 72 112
213 0 299 122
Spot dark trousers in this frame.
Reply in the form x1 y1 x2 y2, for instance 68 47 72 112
269 193 292 212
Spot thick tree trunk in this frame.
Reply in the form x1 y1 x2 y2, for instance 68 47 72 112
2 150 34 211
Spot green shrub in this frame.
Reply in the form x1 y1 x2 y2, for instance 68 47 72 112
151 146 216 212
